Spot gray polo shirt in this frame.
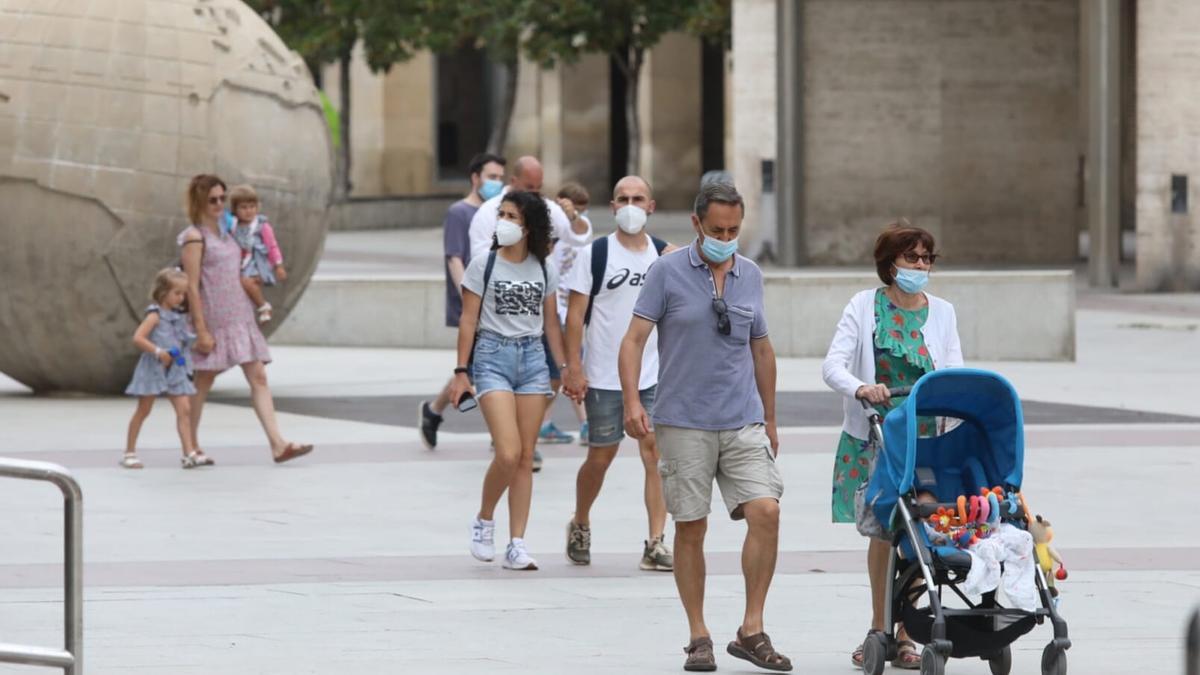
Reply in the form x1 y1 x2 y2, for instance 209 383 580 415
632 241 769 430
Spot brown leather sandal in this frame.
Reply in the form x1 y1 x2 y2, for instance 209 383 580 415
683 636 716 672
727 628 792 671
273 442 314 464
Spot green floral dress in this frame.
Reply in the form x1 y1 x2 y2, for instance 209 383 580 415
831 289 936 523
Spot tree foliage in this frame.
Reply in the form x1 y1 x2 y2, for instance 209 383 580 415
246 1 732 186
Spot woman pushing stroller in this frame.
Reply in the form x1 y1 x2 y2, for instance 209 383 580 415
823 221 964 669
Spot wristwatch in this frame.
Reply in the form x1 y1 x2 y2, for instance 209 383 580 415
453 366 469 375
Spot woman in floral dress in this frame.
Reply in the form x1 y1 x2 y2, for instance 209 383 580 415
821 221 963 669
178 174 312 464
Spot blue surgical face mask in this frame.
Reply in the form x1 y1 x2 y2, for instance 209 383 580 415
479 179 503 201
700 234 739 263
894 267 929 294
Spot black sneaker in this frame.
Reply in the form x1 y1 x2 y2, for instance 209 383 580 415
418 401 443 450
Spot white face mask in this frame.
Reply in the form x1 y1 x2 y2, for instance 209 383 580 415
615 205 647 235
495 218 524 247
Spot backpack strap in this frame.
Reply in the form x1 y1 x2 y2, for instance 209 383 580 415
583 236 609 326
480 250 497 310
651 236 668 256
468 251 499 368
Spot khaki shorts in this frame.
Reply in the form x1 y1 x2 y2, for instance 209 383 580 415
656 423 785 522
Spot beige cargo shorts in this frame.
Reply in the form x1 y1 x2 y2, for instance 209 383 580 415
655 423 785 522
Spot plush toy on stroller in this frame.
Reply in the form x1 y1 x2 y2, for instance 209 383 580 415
857 369 1070 675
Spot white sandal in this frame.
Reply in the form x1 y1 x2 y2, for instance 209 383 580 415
119 454 143 469
257 302 272 324
181 452 200 469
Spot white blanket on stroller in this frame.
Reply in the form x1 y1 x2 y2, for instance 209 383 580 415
961 523 1039 611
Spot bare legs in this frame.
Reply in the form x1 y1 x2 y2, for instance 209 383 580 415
478 393 547 538
124 394 196 464
431 377 455 415
674 517 710 641
240 275 267 309
868 536 913 641
673 498 780 642
740 498 781 635
573 435 666 540
189 363 306 462
125 396 155 458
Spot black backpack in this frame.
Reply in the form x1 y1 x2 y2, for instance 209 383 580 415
583 235 668 325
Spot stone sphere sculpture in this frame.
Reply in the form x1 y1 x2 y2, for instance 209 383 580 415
0 0 333 393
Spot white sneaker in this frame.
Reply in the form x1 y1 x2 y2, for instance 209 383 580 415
502 538 538 570
470 517 495 562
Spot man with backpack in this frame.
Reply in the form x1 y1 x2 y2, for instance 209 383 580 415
561 175 675 571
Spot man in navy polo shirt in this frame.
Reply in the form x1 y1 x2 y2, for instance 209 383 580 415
619 182 790 672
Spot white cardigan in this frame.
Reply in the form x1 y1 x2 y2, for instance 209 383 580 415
822 288 964 440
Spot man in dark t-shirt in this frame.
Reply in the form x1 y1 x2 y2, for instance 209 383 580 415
420 152 507 449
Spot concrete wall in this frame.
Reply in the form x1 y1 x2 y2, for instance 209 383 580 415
324 48 437 197
560 55 612 204
274 271 1076 361
382 52 436 194
640 33 703 210
327 41 708 207
1135 0 1200 291
731 0 778 253
330 195 459 231
801 0 1080 266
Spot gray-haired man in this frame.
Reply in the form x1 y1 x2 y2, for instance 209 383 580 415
619 182 790 672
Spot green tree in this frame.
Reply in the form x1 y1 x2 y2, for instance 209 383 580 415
248 0 365 198
524 0 730 175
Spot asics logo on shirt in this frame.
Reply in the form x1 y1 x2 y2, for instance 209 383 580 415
605 268 647 290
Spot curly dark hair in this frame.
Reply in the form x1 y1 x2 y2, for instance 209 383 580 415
496 190 553 263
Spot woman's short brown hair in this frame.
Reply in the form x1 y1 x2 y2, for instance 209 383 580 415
874 219 936 285
557 181 589 205
186 174 227 225
228 184 259 210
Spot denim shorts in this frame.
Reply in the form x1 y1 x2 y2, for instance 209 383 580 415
471 330 553 399
584 386 657 447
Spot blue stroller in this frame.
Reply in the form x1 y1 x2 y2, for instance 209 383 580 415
858 369 1070 675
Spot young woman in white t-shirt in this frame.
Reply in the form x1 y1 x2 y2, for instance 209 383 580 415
450 190 569 571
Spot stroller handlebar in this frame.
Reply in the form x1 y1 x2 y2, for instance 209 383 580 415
858 386 913 411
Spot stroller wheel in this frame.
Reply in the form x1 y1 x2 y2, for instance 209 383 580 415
988 646 1012 675
1041 643 1067 675
920 646 945 675
862 632 887 675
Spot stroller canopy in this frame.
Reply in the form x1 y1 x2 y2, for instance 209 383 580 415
876 369 1024 511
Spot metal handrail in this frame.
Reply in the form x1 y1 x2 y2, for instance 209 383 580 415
0 459 82 674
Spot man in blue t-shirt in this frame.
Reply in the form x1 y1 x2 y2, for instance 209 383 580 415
619 182 790 672
419 152 506 450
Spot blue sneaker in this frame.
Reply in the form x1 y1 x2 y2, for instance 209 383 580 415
578 421 589 446
538 422 573 444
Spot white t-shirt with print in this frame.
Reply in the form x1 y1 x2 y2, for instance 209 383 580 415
565 233 659 391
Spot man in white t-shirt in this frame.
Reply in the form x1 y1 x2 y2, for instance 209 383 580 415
562 175 676 571
467 155 592 263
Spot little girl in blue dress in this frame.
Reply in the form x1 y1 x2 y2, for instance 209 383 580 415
122 268 209 469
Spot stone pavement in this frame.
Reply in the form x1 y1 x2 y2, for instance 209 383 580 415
1 234 1198 673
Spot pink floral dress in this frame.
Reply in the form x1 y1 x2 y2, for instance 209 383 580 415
179 224 271 372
